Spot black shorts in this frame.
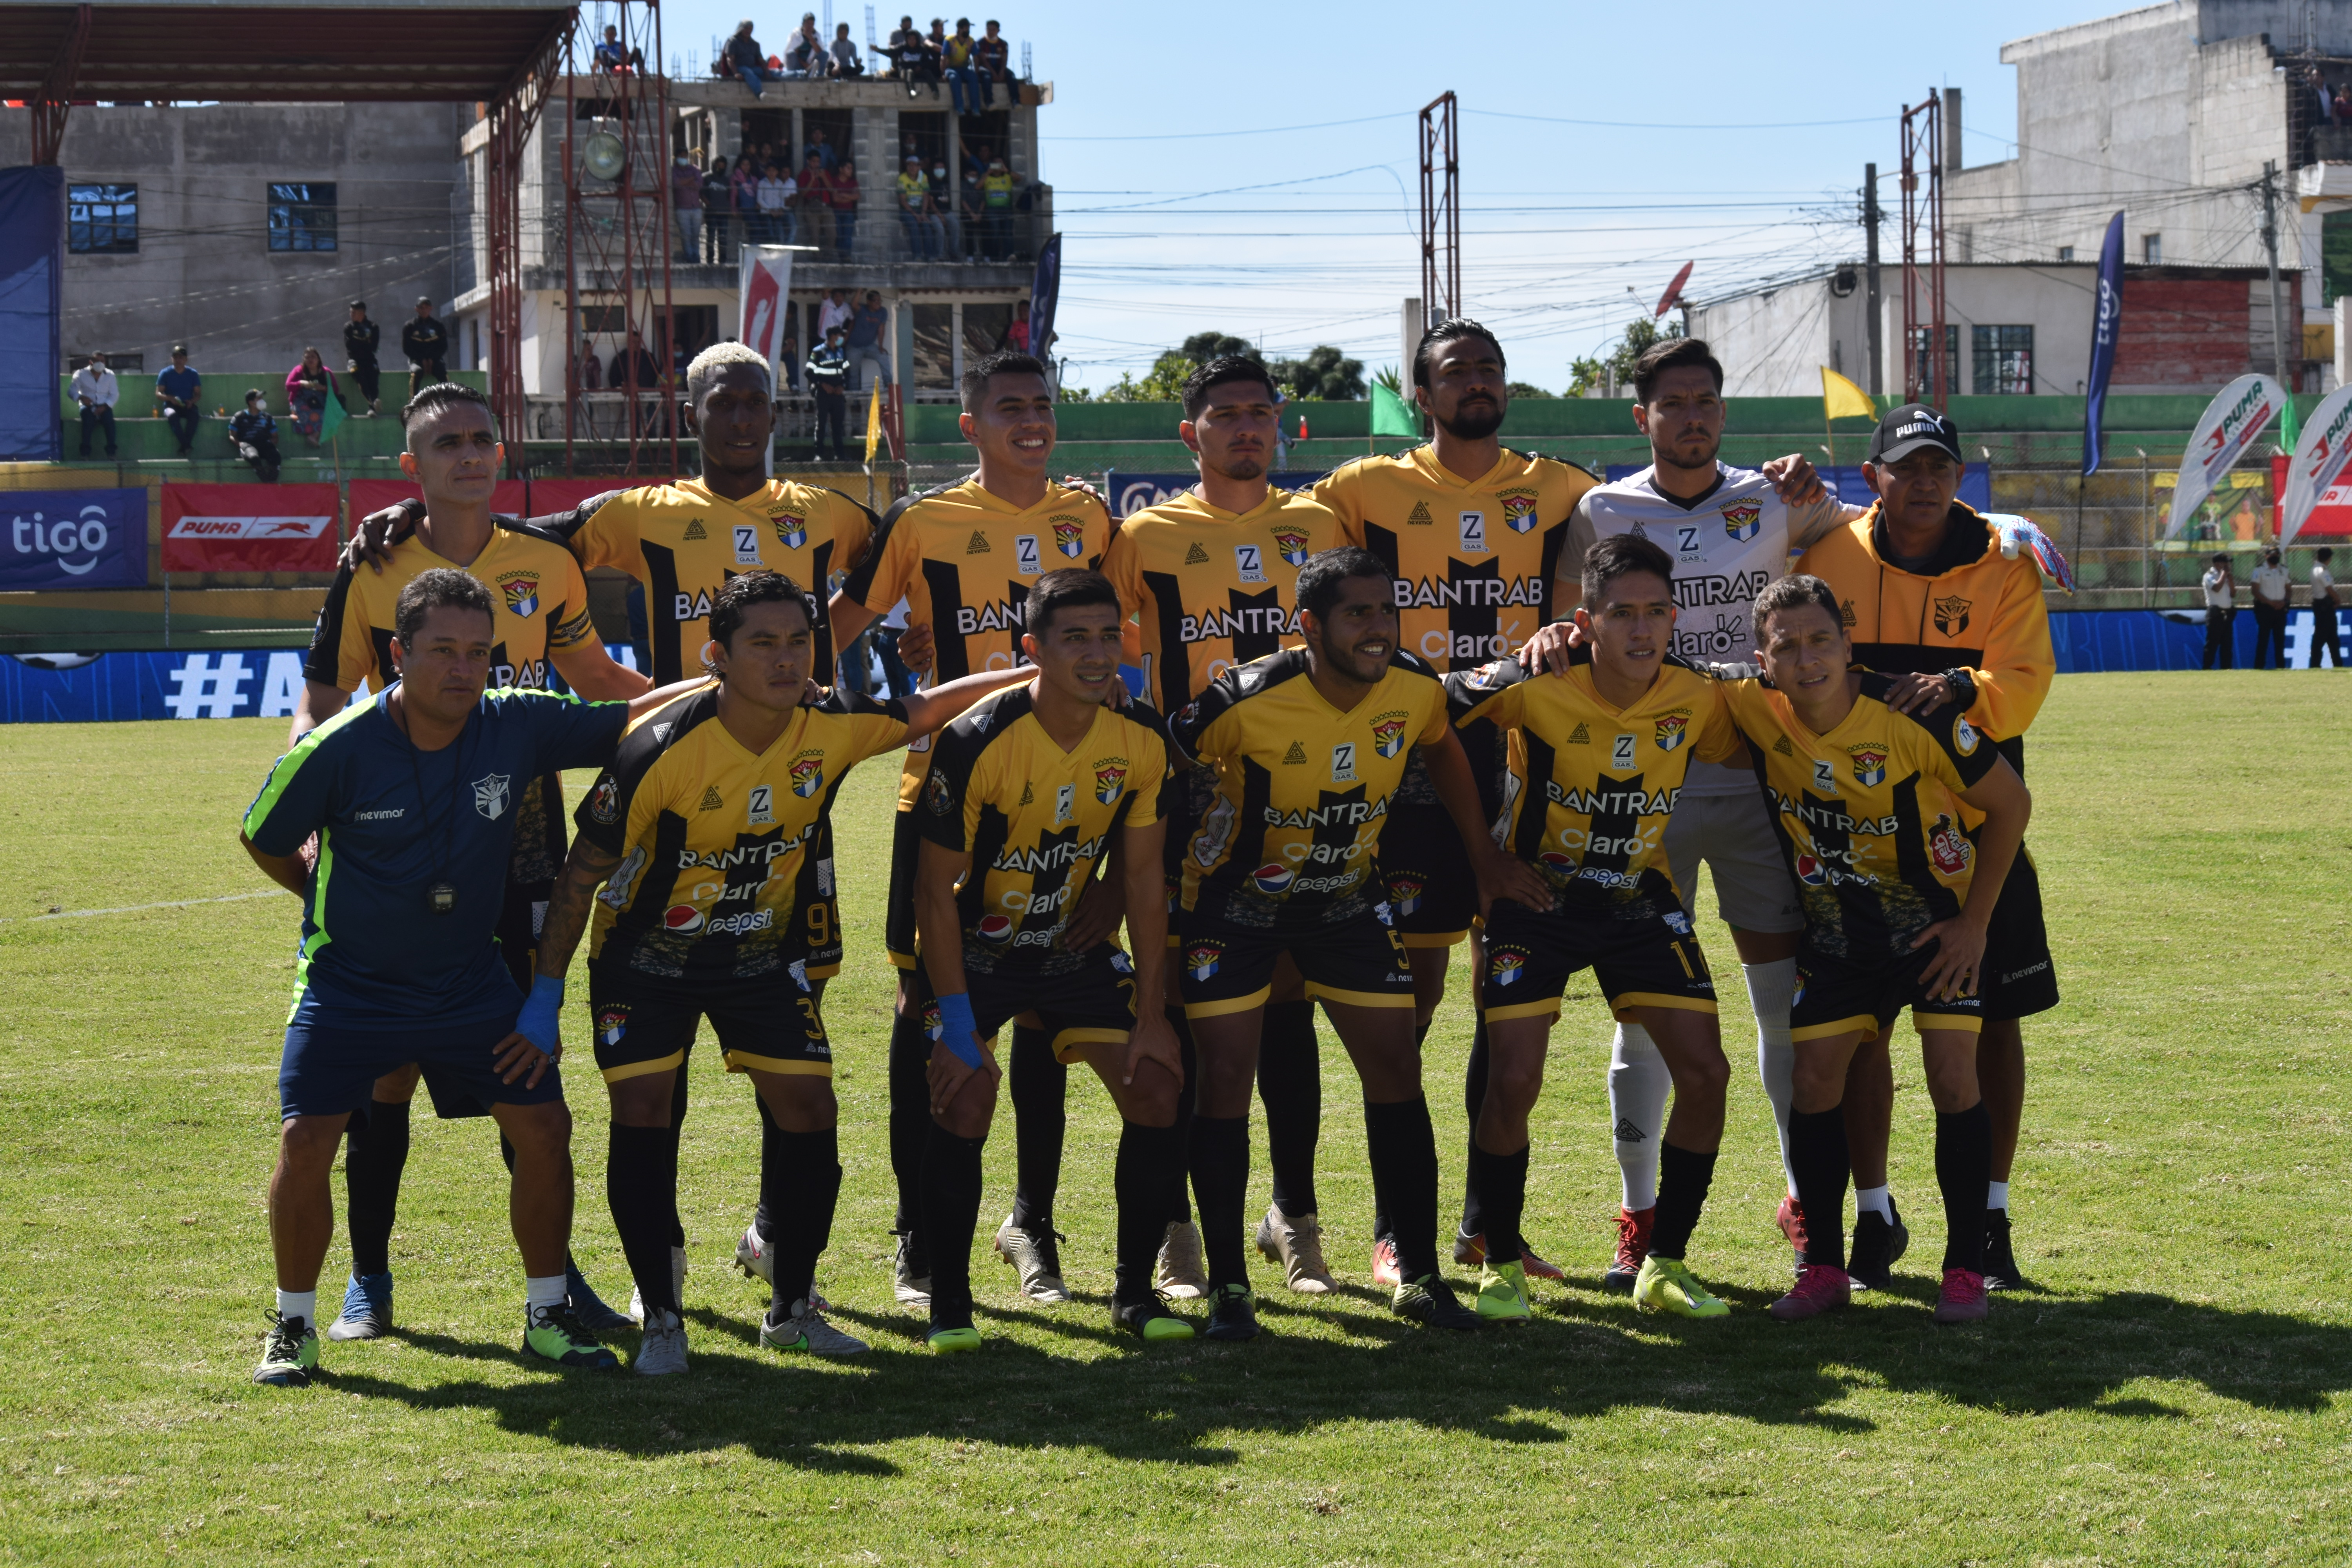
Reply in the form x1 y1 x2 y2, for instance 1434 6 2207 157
910 944 1138 1063
1789 940 1985 1044
588 958 833 1082
1378 800 1475 949
1478 897 1719 1024
419 864 551 1119
886 805 922 969
1157 764 1218 950
1978 843 2058 1023
1178 903 1414 1020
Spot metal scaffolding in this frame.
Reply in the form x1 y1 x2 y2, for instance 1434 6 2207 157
1900 90 1948 409
1418 91 1459 330
485 26 572 472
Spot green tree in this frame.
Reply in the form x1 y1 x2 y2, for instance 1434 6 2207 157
1506 381 1553 400
1098 332 1263 403
1567 316 1685 398
1271 345 1366 401
1374 365 1404 395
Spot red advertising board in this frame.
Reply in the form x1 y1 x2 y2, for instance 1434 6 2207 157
160 483 341 572
345 477 664 528
2270 456 2352 537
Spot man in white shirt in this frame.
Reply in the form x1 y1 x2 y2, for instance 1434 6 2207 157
71 352 120 459
2310 546 2343 668
816 286 853 343
2200 553 2236 670
755 165 796 245
2250 547 2290 669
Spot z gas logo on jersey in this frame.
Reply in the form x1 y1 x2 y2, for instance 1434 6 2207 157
499 574 540 617
1497 489 1540 534
1270 526 1311 566
789 750 826 798
773 512 807 549
1720 501 1761 542
1848 745 1888 786
1092 757 1128 804
1370 710 1410 758
748 782 777 826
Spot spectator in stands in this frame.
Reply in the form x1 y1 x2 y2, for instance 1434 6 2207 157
928 159 961 260
611 329 662 395
757 160 797 245
958 159 984 260
593 24 643 74
285 346 339 446
2250 545 2291 668
156 344 201 458
702 155 734 263
344 301 382 416
898 157 942 259
847 288 893 390
230 390 281 482
809 126 839 172
785 13 826 78
779 323 802 393
2201 552 2237 670
402 297 448 399
817 285 854 342
942 18 981 115
808 322 850 459
1001 298 1031 354
829 159 861 256
975 18 1010 102
727 19 778 97
730 154 761 243
828 24 864 78
2312 546 2344 668
672 151 705 263
981 156 1015 259
889 15 939 96
579 338 603 391
798 151 836 254
71 352 118 459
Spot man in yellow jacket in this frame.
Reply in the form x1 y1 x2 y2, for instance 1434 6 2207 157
1794 402 2056 1295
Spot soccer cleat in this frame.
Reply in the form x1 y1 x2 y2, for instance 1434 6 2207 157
522 1302 620 1369
993 1217 1071 1303
1154 1221 1209 1300
1773 1195 1809 1277
566 1259 632 1336
1982 1209 2028 1291
762 1299 870 1355
1848 1203 1909 1291
735 1223 774 1287
253 1311 318 1387
926 1322 983 1354
635 1309 689 1376
628 1245 691 1325
325 1272 392 1341
1602 1206 1655 1293
1452 1227 1565 1282
1369 1236 1403 1289
1114 1294 1197 1342
1475 1259 1531 1322
893 1233 933 1309
1254 1205 1336 1294
1393 1273 1483 1331
1766 1264 1852 1322
1633 1254 1731 1319
1933 1267 1991 1325
1203 1282 1260 1342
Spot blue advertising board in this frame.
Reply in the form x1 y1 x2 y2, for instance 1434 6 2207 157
1107 470 1329 518
0 487 148 589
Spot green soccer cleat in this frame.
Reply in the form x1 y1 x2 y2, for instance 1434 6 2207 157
1114 1294 1197 1343
1475 1259 1531 1321
253 1310 319 1387
927 1323 984 1354
522 1302 620 1369
1633 1254 1731 1319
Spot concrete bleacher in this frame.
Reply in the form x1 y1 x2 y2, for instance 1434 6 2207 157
54 370 490 474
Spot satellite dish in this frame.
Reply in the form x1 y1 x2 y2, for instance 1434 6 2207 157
583 127 626 181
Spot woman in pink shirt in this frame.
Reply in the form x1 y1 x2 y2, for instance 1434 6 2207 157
285 347 339 445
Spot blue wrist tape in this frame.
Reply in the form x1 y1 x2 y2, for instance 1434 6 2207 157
516 972 565 1052
933 991 983 1069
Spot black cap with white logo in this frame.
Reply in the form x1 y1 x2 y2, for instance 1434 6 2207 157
1866 402 1964 465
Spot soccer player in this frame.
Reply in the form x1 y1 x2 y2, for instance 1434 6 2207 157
1793 404 2058 1293
293 381 648 1342
1721 574 2031 1325
913 569 1193 1349
1167 547 1553 1339
533 571 1028 1372
240 569 692 1387
1449 534 1745 1321
830 349 1115 1310
1101 354 1348 1297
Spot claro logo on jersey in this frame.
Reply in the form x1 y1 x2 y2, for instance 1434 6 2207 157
1720 501 1762 542
499 574 540 617
1497 489 1540 534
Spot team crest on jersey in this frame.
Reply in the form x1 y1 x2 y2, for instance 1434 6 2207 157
789 751 825 798
1933 595 1972 636
1653 712 1690 752
773 512 808 549
1488 949 1526 987
1093 757 1129 805
1388 875 1424 915
1370 710 1410 759
1720 501 1761 543
1049 515 1087 558
1270 526 1312 566
597 1008 629 1048
1252 862 1294 894
1186 942 1223 982
924 768 955 816
1953 715 1980 755
1848 745 1888 786
1928 813 1973 876
1498 489 1540 534
472 773 511 820
920 1000 945 1041
976 914 1014 943
1664 910 1693 936
587 776 620 824
499 575 540 618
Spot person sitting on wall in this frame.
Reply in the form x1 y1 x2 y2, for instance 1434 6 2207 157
232 390 283 482
286 347 340 447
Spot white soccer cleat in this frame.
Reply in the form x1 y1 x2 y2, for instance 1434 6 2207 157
634 1308 689 1376
736 1223 774 1287
1155 1220 1209 1299
994 1215 1072 1303
628 1245 690 1325
1254 1203 1336 1294
762 1299 870 1356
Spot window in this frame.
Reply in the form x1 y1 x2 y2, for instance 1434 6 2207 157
911 303 953 390
962 301 1013 367
2142 233 2162 265
1972 325 2035 395
67 183 138 254
267 183 338 252
1908 324 1960 399
2325 210 2352 306
2057 245 2076 263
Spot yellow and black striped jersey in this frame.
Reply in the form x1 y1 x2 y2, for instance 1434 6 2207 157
1719 673 2000 961
575 682 907 978
1100 486 1345 714
538 477 877 687
1169 646 1450 930
915 684 1172 975
837 475 1114 808
1312 445 1597 672
1448 651 1743 918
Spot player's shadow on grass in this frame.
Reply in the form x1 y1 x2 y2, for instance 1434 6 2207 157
321 1286 2352 1468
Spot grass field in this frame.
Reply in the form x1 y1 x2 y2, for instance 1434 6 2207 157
4 670 2350 1565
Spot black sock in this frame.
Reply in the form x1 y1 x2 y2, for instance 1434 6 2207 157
1007 1024 1065 1232
606 1123 681 1316
919 1122 987 1325
751 1088 778 1242
1788 1106 1851 1269
1467 1141 1528 1265
1187 1114 1250 1288
1936 1101 1993 1274
1651 1142 1719 1261
764 1122 842 1316
1115 1119 1185 1302
1258 1001 1320 1218
667 1066 691 1249
1165 1014 1196 1226
1459 1013 1490 1238
1365 1096 1440 1282
1377 1027 1436 1247
888 1007 933 1244
343 1098 410 1277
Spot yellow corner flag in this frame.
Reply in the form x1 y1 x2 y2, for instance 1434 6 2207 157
1821 367 1875 422
863 380 883 465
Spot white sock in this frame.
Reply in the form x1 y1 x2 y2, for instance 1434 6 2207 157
1855 1185 1892 1221
1607 1021 1672 1212
276 1287 317 1325
524 1273 568 1313
1741 959 1801 1198
1987 1180 2009 1212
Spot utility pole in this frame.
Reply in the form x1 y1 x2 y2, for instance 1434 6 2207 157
1863 162 1884 396
2261 159 2290 391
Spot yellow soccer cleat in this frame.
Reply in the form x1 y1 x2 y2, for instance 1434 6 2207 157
1633 1254 1730 1319
1475 1258 1531 1322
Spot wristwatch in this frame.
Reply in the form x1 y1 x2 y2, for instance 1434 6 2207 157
1940 667 1977 708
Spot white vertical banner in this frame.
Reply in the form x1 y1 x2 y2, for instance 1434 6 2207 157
2165 373 2284 539
739 244 795 475
2280 382 2352 548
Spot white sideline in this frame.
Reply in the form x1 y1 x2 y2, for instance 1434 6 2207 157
3 889 294 924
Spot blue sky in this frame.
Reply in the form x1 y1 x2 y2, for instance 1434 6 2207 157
657 0 2130 391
